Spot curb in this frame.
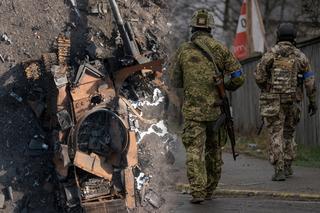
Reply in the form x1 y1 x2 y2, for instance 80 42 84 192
176 184 320 201
214 189 320 201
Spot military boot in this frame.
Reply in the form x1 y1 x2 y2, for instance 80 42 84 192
205 195 214 201
190 197 205 204
284 161 293 177
190 192 205 204
272 168 286 181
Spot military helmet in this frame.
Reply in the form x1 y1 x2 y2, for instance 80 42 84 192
190 9 214 29
277 23 297 42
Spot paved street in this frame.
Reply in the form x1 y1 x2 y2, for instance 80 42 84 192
165 142 320 213
172 196 320 213
220 153 320 194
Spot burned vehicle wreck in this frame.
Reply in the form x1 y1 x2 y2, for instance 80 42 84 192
23 0 163 212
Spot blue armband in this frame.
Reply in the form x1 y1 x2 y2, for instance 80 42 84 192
231 69 243 79
303 71 314 80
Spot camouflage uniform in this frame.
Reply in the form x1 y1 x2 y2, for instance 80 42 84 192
255 41 316 175
170 31 244 198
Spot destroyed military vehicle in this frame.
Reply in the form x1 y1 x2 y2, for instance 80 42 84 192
23 0 163 212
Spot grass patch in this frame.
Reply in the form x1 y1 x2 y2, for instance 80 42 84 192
225 133 320 168
295 144 320 168
224 133 269 160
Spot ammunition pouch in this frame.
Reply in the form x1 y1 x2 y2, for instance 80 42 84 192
259 93 280 117
269 54 297 94
279 94 295 104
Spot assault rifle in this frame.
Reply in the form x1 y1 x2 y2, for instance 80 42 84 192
257 118 264 135
215 76 239 161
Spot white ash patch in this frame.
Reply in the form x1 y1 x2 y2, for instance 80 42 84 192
135 172 150 191
127 86 178 210
143 88 165 107
128 88 169 144
130 88 165 110
137 120 168 144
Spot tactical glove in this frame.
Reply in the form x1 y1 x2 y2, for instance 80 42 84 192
308 101 318 116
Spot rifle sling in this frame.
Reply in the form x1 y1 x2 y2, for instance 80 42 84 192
192 39 221 77
192 39 228 134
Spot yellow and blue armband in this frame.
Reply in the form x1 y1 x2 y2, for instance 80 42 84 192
225 69 245 91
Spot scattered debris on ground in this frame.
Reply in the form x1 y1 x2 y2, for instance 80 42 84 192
0 0 180 212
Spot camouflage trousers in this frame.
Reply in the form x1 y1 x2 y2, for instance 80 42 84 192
264 103 300 170
182 119 223 198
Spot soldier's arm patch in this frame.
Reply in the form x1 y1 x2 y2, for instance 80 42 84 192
295 50 317 100
303 71 315 80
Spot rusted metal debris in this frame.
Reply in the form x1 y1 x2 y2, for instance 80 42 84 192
125 168 136 209
56 109 73 130
22 33 162 213
114 60 163 93
21 0 165 211
121 97 157 124
81 178 112 200
83 199 127 213
144 189 165 209
74 151 113 180
51 65 68 88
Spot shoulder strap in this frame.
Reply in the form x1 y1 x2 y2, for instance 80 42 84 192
192 39 221 77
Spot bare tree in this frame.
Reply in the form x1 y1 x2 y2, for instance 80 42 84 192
168 0 320 50
302 0 320 27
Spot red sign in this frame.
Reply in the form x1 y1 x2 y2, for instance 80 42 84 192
233 0 249 60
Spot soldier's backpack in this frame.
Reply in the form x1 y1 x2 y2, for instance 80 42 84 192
269 48 298 94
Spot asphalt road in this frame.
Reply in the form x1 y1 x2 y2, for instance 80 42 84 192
165 142 320 213
220 153 320 194
171 195 320 213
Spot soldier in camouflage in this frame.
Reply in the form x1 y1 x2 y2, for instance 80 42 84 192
255 23 317 181
169 9 244 203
